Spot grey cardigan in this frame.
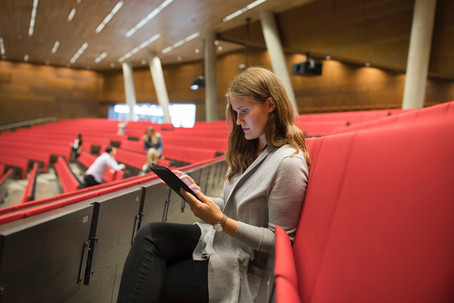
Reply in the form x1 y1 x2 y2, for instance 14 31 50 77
194 144 309 302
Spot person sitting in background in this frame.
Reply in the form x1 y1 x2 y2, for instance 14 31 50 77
82 146 125 188
140 148 160 175
70 133 83 163
117 116 128 135
117 67 310 303
143 126 163 155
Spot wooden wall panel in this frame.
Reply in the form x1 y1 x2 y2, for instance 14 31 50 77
95 45 453 121
1 45 453 124
0 61 102 124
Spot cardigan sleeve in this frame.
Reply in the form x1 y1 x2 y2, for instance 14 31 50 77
232 153 309 254
156 135 163 154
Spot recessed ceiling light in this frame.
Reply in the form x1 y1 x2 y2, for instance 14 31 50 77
67 8 76 22
28 0 39 36
125 0 173 38
24 54 29 62
161 32 200 54
0 37 5 55
118 33 161 62
110 63 115 68
365 62 371 67
141 59 147 64
222 0 267 22
94 52 107 63
177 56 182 61
69 42 88 64
325 55 331 60
95 1 124 33
195 48 200 53
217 46 223 51
51 40 60 54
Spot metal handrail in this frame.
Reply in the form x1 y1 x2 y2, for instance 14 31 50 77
0 117 58 132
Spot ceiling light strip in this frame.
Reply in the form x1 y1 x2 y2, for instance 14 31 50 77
118 33 161 62
51 40 60 54
67 8 77 22
95 52 108 63
28 0 39 36
222 0 267 22
69 42 88 64
0 37 5 55
95 1 124 33
125 0 173 38
161 32 200 54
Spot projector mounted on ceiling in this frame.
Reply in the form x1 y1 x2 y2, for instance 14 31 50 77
291 53 322 76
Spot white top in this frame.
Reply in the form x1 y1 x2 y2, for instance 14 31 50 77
86 152 123 183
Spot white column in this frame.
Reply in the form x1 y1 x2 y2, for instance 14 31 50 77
121 62 136 121
148 52 171 123
205 30 218 121
260 10 298 115
402 0 437 109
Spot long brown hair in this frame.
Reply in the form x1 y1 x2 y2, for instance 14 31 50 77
143 126 159 145
225 67 310 181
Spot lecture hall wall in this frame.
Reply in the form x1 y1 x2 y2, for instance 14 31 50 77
1 48 453 125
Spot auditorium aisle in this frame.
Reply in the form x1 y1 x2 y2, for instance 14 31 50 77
1 167 61 208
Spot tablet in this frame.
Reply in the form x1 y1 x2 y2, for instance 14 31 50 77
150 163 202 202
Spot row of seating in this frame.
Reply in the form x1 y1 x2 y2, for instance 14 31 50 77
274 101 454 302
162 135 228 153
162 145 218 164
332 100 454 134
20 162 39 203
0 154 28 179
1 108 418 181
0 145 50 173
298 108 407 123
0 168 14 203
295 108 413 137
54 156 80 193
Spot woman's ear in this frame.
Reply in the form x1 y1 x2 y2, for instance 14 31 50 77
266 97 276 112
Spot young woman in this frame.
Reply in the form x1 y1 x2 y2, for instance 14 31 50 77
143 126 163 155
140 148 160 175
117 67 310 303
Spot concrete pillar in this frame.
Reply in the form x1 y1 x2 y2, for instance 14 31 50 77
260 10 298 115
402 0 437 109
205 30 218 121
121 62 136 121
148 52 171 123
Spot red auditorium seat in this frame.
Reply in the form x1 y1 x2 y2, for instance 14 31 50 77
20 162 39 203
274 116 454 303
54 157 80 193
331 100 454 135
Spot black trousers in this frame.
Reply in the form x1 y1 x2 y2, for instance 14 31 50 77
117 222 209 303
82 174 99 188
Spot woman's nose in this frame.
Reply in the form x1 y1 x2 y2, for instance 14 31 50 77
236 114 242 125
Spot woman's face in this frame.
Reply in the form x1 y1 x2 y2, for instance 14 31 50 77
230 96 275 148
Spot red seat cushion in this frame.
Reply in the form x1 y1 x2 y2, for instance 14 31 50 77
308 119 454 302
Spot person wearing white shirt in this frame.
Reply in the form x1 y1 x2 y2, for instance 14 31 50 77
82 146 125 188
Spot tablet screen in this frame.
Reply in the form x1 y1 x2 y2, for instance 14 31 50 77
150 163 202 201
